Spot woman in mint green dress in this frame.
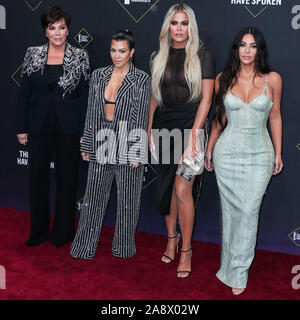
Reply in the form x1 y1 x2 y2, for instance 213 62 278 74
205 27 284 295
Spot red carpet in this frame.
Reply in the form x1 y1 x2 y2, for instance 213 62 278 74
0 207 299 300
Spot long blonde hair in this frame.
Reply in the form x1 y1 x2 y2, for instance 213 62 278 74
151 3 202 105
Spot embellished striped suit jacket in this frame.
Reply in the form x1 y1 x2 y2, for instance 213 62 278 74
17 42 90 135
80 63 150 164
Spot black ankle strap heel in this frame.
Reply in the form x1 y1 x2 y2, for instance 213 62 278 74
177 247 192 279
161 233 181 264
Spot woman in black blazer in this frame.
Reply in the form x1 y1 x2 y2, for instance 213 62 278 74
70 30 150 260
16 6 90 247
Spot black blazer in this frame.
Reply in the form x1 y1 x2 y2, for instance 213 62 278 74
17 42 90 135
80 63 150 164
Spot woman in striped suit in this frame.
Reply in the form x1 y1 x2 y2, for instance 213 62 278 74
70 30 150 259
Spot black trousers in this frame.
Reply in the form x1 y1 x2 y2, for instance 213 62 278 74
27 113 80 246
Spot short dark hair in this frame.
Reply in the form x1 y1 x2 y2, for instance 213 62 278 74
111 29 135 50
40 5 71 32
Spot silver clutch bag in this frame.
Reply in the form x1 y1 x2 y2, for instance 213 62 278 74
176 129 206 182
176 151 205 182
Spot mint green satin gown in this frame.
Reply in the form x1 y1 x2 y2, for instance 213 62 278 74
213 75 275 289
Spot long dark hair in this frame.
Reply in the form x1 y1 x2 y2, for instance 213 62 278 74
215 27 271 132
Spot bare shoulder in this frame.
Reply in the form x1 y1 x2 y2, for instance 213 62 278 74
268 71 282 87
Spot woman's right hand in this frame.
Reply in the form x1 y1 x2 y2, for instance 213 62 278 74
17 133 28 145
204 151 214 172
148 130 157 162
81 152 90 162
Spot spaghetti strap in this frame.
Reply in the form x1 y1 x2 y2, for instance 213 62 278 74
262 74 269 96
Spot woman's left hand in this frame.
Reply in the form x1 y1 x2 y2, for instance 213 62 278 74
129 162 139 169
204 151 214 172
273 155 284 175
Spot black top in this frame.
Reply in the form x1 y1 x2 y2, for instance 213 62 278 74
104 97 116 104
41 64 63 133
44 64 63 91
161 47 215 105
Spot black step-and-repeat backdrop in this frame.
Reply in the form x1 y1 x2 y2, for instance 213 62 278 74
0 0 299 255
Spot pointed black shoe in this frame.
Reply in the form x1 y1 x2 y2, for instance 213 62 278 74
25 237 49 247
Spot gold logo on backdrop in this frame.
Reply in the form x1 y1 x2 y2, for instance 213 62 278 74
24 0 43 12
117 0 160 23
11 64 23 87
230 1 282 18
244 5 267 18
74 28 94 49
142 164 157 190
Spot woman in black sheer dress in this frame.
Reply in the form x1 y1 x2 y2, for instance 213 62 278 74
147 3 215 278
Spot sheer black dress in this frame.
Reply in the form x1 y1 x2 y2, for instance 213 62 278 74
152 46 215 215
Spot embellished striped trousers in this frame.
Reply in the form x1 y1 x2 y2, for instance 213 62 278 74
70 162 144 259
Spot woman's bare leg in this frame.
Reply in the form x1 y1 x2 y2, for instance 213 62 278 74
175 175 195 277
161 186 180 263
